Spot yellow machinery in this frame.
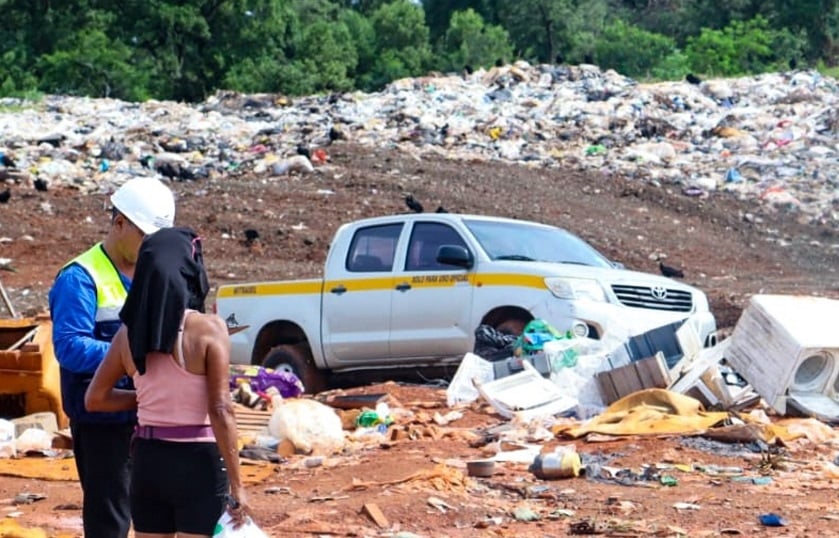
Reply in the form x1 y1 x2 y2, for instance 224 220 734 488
0 313 68 429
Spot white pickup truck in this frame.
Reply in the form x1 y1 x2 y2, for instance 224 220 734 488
215 213 717 392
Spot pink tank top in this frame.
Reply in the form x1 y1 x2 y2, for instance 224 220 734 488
133 311 213 441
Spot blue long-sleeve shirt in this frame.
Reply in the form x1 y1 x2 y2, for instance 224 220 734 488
49 263 130 373
50 260 135 423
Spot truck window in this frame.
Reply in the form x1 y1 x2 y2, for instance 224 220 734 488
346 223 402 272
406 222 469 271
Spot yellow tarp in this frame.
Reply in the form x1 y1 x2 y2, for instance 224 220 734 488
0 519 50 538
558 388 731 438
0 456 273 483
0 457 78 481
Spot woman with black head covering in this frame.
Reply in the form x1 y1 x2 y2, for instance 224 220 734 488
85 227 253 537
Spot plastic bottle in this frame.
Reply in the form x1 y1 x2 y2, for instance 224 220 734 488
529 446 581 479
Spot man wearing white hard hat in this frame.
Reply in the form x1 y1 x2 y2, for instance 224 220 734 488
49 177 175 538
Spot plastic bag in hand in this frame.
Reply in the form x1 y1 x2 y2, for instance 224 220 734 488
213 511 268 538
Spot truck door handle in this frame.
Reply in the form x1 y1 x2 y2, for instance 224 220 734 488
330 285 347 295
395 282 412 292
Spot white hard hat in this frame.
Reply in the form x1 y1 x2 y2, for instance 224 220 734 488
110 177 175 234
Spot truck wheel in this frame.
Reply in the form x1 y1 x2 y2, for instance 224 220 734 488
263 344 327 394
495 318 528 336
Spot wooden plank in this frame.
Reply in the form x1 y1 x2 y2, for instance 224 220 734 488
595 354 671 405
633 353 670 389
234 404 271 434
595 371 620 405
361 503 389 528
323 393 387 410
609 366 641 401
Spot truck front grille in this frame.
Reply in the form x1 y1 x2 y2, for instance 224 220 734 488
611 285 693 312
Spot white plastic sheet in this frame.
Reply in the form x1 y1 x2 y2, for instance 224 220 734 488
213 512 268 538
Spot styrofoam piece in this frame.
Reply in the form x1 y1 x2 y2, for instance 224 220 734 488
10 411 59 437
669 338 731 395
475 360 578 421
726 294 839 419
672 321 703 376
446 352 495 407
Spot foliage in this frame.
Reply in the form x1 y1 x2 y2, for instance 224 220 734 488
0 47 39 97
593 20 675 78
650 50 691 81
37 27 150 101
684 16 800 76
367 0 432 89
438 8 514 72
0 0 836 101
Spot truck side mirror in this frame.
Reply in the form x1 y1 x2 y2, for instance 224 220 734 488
437 245 473 269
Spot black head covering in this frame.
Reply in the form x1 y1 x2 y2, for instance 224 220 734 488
120 227 209 375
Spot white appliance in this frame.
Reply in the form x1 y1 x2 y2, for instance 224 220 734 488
726 294 839 422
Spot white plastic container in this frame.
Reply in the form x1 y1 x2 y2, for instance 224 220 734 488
0 418 16 458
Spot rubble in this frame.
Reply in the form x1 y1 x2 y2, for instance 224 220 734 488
1 63 838 229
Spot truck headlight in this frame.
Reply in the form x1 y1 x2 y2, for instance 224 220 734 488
544 277 607 302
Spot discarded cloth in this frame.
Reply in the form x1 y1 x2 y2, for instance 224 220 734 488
558 388 730 438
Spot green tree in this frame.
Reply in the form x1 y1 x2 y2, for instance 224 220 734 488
769 0 838 62
438 8 514 72
295 20 359 93
685 16 796 76
367 0 432 89
0 47 39 97
594 19 676 78
492 0 610 64
339 8 377 84
422 0 493 41
37 25 150 100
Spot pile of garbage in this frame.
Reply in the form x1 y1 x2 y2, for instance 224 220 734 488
1 62 837 227
451 293 839 425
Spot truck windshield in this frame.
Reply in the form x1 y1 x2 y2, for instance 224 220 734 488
464 219 615 268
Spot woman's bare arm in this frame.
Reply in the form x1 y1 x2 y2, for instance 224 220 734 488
85 326 138 412
202 314 251 522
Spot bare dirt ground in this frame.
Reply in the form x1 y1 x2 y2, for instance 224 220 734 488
1 142 838 537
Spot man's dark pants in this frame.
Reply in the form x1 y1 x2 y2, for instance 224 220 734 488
70 421 134 538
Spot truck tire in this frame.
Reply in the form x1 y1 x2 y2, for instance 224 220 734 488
263 344 327 394
495 318 528 336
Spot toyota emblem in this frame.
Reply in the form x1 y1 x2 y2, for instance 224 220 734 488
651 286 668 300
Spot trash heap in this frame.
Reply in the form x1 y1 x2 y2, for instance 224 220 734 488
452 294 839 424
1 62 838 227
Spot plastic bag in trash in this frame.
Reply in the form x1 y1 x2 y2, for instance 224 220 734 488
229 365 304 398
514 319 566 356
15 427 53 454
213 511 268 538
0 419 15 458
474 324 517 361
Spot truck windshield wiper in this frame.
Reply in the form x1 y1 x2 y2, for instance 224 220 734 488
495 254 537 261
557 260 593 266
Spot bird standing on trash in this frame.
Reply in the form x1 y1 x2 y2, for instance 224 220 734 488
405 194 424 213
657 255 685 278
685 73 702 85
296 145 311 159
